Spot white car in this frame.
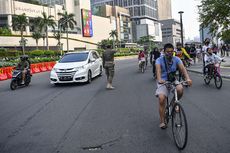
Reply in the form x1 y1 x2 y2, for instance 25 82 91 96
50 50 103 84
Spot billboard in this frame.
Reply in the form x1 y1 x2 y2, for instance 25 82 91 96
81 9 93 37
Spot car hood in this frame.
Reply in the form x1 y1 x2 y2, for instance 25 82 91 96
54 61 87 69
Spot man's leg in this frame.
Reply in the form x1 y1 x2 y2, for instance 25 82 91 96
158 94 166 125
22 70 26 84
105 67 110 88
108 66 115 88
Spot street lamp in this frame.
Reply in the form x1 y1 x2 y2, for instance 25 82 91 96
178 11 184 47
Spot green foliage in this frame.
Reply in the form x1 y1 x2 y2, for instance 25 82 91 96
199 0 230 40
97 39 113 49
44 50 55 56
7 50 21 57
0 48 7 57
117 48 130 52
29 50 44 57
114 52 137 57
137 35 155 45
0 27 12 36
95 49 104 56
30 57 60 63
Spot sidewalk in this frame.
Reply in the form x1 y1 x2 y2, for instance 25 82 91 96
187 56 230 79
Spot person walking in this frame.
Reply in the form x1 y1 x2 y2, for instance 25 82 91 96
102 44 117 89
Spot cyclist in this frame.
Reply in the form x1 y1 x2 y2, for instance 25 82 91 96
143 47 148 67
150 47 161 77
204 47 223 76
174 42 191 67
138 50 146 69
202 38 211 74
155 43 192 129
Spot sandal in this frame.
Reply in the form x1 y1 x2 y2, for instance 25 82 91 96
159 123 167 129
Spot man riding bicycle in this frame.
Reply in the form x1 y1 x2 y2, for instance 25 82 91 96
155 43 192 129
138 50 146 70
174 42 191 67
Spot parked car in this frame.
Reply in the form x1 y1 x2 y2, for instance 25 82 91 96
50 50 103 84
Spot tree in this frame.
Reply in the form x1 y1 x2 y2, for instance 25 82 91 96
58 11 77 52
12 13 29 54
198 0 230 41
53 30 62 51
39 12 56 50
137 35 155 51
31 18 42 50
109 30 118 48
98 39 113 49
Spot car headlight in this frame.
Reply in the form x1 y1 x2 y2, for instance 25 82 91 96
51 68 58 72
74 65 86 71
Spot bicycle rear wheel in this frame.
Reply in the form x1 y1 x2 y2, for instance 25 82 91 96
214 74 222 89
171 103 188 150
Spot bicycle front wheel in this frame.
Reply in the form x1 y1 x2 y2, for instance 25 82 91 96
171 103 188 150
214 74 222 89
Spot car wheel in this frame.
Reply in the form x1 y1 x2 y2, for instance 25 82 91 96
87 70 92 83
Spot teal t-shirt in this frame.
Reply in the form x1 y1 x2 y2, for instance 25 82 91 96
155 56 182 81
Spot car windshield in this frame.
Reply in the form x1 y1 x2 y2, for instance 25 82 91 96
59 53 89 63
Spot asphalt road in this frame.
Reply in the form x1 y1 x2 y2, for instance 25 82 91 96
0 58 230 153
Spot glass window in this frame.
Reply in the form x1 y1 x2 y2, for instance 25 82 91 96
59 53 89 63
134 7 140 16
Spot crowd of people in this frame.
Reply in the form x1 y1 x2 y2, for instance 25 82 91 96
136 38 226 128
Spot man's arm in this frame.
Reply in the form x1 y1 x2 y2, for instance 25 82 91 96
156 64 164 84
182 48 191 59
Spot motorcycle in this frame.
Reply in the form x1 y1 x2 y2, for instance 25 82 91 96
10 68 32 90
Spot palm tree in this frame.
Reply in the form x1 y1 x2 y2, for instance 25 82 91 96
58 11 77 52
32 32 42 50
39 12 56 50
31 18 42 50
53 30 62 51
109 30 118 48
12 13 29 54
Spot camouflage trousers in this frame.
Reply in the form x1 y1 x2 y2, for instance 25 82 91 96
104 62 115 83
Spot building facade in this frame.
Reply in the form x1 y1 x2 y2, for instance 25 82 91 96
160 19 183 46
157 0 172 20
0 0 114 50
91 0 162 43
94 5 132 43
38 0 65 5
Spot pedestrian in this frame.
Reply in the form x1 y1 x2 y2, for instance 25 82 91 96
102 44 117 89
221 44 227 57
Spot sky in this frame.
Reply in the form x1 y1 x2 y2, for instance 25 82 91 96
171 0 201 40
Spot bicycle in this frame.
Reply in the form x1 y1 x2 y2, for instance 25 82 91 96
159 81 188 150
204 61 223 89
139 60 146 73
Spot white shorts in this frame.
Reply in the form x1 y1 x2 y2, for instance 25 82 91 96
155 80 180 97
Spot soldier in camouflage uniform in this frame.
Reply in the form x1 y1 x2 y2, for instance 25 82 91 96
102 44 117 89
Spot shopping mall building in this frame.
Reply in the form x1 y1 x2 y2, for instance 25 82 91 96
0 0 114 50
